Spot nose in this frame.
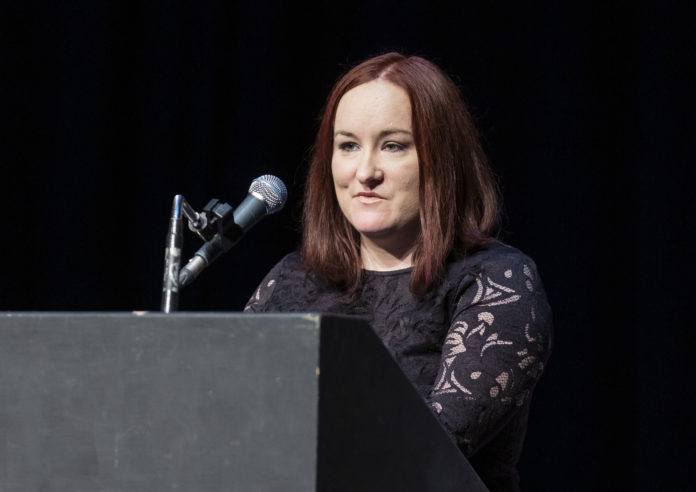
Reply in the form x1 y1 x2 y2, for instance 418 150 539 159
355 150 384 187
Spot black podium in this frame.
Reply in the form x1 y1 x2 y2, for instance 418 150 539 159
0 313 487 491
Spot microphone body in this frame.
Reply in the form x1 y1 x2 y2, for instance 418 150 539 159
178 175 287 288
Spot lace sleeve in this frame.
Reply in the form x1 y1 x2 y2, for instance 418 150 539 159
427 253 552 456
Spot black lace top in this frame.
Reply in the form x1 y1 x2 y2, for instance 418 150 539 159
245 240 552 491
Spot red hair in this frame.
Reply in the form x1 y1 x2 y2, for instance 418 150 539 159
302 52 499 295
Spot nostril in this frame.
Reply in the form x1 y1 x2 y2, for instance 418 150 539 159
362 175 383 188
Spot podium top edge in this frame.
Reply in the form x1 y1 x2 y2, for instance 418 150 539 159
0 312 365 323
1 311 316 318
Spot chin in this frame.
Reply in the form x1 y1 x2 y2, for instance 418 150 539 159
353 223 397 239
351 216 420 245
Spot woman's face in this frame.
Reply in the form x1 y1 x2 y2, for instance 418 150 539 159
331 80 420 248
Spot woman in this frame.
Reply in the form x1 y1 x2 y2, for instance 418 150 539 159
245 52 552 491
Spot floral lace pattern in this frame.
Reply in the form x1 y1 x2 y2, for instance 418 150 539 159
245 241 552 489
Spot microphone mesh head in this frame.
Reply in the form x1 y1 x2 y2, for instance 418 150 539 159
249 175 288 214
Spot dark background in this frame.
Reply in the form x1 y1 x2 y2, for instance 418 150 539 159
1 1 693 489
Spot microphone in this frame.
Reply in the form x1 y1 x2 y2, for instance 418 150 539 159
178 175 287 288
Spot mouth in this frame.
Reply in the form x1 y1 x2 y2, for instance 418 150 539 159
355 192 384 203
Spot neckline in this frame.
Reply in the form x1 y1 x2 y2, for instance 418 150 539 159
363 266 413 276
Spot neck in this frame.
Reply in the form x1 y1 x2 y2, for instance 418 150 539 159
359 234 417 271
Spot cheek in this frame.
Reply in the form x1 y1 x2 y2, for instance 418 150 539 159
402 167 420 196
331 156 351 189
401 168 421 213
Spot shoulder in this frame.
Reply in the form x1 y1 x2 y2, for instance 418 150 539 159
445 240 552 334
448 240 540 280
268 251 304 272
244 251 306 311
255 251 306 288
444 241 545 299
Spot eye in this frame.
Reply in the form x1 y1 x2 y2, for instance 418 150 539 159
383 141 406 153
338 142 359 152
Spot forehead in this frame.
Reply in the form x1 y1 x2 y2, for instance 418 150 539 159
334 80 412 130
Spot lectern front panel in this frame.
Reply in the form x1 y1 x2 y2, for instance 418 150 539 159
0 313 320 492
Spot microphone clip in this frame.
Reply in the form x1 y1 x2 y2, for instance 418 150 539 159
188 198 232 242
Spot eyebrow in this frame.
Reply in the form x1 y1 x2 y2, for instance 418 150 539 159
334 129 413 138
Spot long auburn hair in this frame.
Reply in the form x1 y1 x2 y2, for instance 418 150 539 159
302 52 499 296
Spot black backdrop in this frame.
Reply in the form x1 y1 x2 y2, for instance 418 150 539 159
2 1 693 490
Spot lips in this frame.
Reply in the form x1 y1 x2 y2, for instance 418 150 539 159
355 192 384 203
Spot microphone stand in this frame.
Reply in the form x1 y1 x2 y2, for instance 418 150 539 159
160 194 235 312
160 195 207 313
161 196 184 313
